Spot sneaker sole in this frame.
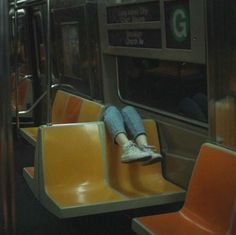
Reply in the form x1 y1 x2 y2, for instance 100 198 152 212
121 155 151 163
142 156 163 166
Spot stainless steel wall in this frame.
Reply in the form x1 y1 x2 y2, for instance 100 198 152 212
207 0 236 150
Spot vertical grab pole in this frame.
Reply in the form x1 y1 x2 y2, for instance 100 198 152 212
13 2 20 135
46 0 51 125
0 0 16 234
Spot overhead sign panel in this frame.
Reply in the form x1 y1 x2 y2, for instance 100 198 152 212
165 1 191 49
108 29 161 48
107 1 160 24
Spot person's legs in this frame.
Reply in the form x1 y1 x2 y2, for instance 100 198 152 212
121 105 146 139
103 106 127 143
121 106 162 164
103 106 150 163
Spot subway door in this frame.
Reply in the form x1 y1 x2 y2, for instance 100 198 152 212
10 7 34 123
30 7 48 125
51 3 103 100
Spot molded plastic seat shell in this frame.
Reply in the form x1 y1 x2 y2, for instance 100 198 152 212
24 121 185 218
39 123 122 214
20 90 104 146
132 143 236 235
11 77 31 112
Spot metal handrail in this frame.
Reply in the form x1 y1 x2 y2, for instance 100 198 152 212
10 0 46 8
18 83 76 115
51 83 76 90
46 0 51 124
13 5 20 132
18 90 47 115
11 74 32 92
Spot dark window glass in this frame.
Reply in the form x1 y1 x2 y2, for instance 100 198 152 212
34 12 46 75
17 17 31 75
61 23 80 79
118 57 208 123
52 7 91 96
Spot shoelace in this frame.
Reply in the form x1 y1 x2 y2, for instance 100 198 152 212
127 142 138 150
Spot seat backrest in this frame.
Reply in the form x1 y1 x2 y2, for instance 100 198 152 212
51 90 104 124
184 143 236 234
37 122 106 190
77 98 104 122
51 90 82 123
11 77 30 111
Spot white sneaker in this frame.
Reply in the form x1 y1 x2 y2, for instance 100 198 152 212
121 141 151 163
139 145 163 165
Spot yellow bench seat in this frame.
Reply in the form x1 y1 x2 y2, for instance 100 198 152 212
105 120 182 197
24 121 184 218
20 89 104 146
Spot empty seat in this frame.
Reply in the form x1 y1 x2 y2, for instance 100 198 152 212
51 90 82 124
20 89 104 146
37 122 124 218
132 143 236 235
22 90 104 191
11 76 32 113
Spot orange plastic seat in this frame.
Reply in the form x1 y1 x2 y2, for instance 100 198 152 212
34 122 123 217
20 89 104 145
132 143 236 235
51 91 82 123
23 166 39 198
11 77 31 112
20 127 38 146
25 121 185 218
105 119 183 198
22 90 105 195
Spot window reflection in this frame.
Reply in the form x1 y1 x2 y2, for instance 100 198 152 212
16 22 31 75
118 57 207 122
34 12 46 75
61 23 80 79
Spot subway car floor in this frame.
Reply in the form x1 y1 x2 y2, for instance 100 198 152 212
14 135 183 235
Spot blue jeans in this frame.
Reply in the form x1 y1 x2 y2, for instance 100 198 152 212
103 105 146 142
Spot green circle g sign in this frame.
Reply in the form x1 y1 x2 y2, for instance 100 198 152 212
170 5 189 42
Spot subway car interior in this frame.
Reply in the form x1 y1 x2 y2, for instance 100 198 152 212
0 0 236 234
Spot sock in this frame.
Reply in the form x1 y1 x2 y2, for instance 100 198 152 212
115 133 130 146
135 135 148 147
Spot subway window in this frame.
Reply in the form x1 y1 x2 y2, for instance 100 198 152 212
33 11 46 76
16 17 31 75
51 4 103 100
52 6 92 96
118 56 207 123
61 22 80 79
